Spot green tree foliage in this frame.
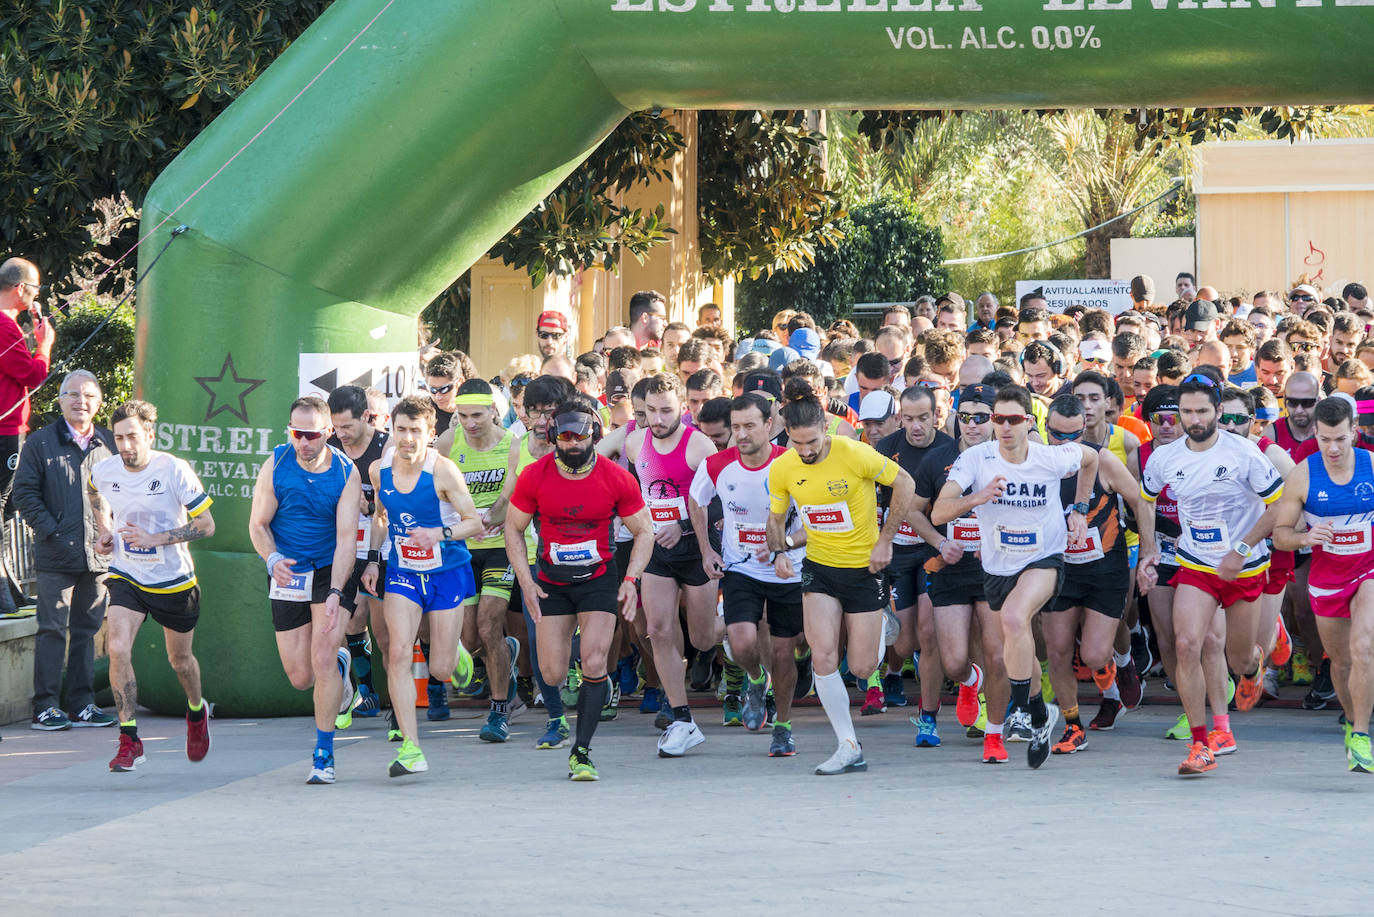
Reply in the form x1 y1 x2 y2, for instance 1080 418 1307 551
735 194 946 334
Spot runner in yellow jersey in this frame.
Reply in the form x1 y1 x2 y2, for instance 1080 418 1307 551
435 379 522 742
767 381 915 776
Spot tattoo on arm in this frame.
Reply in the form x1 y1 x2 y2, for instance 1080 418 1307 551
162 521 210 545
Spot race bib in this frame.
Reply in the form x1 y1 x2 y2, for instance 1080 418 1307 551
355 516 369 560
1326 521 1372 556
1065 525 1104 564
951 516 981 550
396 537 441 572
801 502 854 533
647 497 687 530
549 540 600 566
994 523 1041 555
1185 518 1231 558
1156 533 1178 566
118 539 164 566
733 522 768 551
269 568 314 602
880 508 923 547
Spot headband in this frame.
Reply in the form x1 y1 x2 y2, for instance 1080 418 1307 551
453 393 494 406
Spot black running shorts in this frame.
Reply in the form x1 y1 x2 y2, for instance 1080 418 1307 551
721 571 803 638
108 578 200 634
983 556 1065 614
800 558 888 613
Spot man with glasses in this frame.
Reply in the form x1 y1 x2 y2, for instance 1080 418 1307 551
1248 304 1277 344
933 385 1098 769
536 311 570 360
506 396 653 780
14 370 115 731
1272 372 1320 455
424 352 463 436
0 258 55 615
249 396 364 784
1288 284 1320 315
1138 373 1282 777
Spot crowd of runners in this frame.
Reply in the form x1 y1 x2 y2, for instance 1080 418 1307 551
34 274 1374 783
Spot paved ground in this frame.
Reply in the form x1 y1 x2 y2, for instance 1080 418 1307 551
1 694 1370 915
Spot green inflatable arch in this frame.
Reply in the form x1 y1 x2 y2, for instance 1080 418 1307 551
133 0 1374 715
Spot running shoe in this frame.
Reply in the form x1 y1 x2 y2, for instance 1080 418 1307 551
186 706 210 762
32 706 72 731
1271 614 1292 666
956 663 983 728
336 648 358 715
479 710 510 743
1226 675 1235 706
1005 710 1033 743
1052 722 1086 755
425 682 450 721
794 650 814 700
1089 698 1123 731
353 684 381 717
1207 727 1237 756
109 733 145 772
882 672 908 708
560 666 582 708
764 690 777 729
388 739 428 778
1348 732 1374 773
600 680 621 722
860 685 886 716
722 693 743 727
814 739 866 776
688 649 717 692
1091 662 1117 694
537 715 570 750
70 703 116 727
653 693 673 731
451 642 474 691
741 678 767 731
457 664 489 700
769 724 796 757
1040 661 1055 705
1129 625 1154 680
966 692 988 739
1116 660 1143 710
387 708 402 742
1235 666 1264 712
1262 667 1280 703
1290 650 1314 686
1178 740 1216 776
306 749 335 785
568 745 599 781
1027 703 1060 769
1164 713 1190 740
1305 658 1336 711
901 656 916 679
657 720 705 758
616 649 641 698
982 733 1008 764
911 712 940 747
639 685 664 715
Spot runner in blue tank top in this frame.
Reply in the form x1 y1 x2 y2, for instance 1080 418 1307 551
361 396 482 778
249 395 363 786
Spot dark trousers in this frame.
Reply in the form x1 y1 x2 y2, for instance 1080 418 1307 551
32 570 109 714
0 434 21 612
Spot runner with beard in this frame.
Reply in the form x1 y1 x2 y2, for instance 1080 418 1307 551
506 396 654 780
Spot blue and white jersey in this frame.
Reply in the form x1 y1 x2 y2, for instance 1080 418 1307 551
378 449 470 574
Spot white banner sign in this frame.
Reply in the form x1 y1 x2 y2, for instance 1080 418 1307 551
1015 279 1133 316
298 352 426 409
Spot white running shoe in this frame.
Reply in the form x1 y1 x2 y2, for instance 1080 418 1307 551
656 720 705 758
814 739 867 776
336 647 359 715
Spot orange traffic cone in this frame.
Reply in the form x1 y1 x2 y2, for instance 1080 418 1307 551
413 642 430 708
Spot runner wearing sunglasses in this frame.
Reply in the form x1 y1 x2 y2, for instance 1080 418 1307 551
424 352 462 436
248 396 363 784
1138 373 1283 777
932 384 1098 769
913 383 1010 763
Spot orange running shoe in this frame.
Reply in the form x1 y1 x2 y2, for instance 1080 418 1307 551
1235 665 1264 712
1271 615 1292 667
1178 740 1217 776
982 733 1008 764
1092 662 1117 693
1207 727 1237 756
1051 723 1087 755
956 663 983 727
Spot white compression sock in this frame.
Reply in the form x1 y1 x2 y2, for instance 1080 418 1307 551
814 670 857 746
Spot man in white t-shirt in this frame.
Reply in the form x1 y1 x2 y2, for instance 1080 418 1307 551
87 400 215 774
932 384 1097 770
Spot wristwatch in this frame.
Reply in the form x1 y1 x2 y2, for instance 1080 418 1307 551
442 525 454 540
328 587 345 599
1232 540 1252 557
785 535 796 549
1071 502 1090 516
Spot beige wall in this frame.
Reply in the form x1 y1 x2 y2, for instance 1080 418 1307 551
1109 237 1195 293
1195 139 1374 299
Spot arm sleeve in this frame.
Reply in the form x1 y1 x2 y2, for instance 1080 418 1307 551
11 436 58 540
0 320 48 388
688 460 716 507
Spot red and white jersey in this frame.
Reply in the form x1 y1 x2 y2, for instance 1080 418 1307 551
690 445 802 585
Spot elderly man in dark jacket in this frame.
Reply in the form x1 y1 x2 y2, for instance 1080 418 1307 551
12 369 116 730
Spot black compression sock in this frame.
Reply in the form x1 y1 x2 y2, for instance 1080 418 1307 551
575 675 608 749
1010 677 1031 712
346 632 373 690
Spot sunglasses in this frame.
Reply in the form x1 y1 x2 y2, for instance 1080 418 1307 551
1149 411 1180 426
991 414 1029 427
555 431 591 444
1289 342 1318 353
1050 427 1084 441
1286 397 1318 409
957 411 991 425
427 383 455 395
1082 357 1110 366
538 331 565 340
913 379 946 389
1181 373 1217 388
1219 412 1251 426
1290 294 1315 302
288 427 327 442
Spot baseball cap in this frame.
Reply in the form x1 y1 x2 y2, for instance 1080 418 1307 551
789 327 820 360
1357 397 1374 426
1079 339 1111 364
768 345 800 372
605 369 634 402
1288 283 1320 300
1184 299 1219 331
858 390 896 423
739 370 782 401
751 338 781 356
1130 274 1155 303
1142 384 1179 417
537 310 569 333
958 383 997 409
552 410 596 438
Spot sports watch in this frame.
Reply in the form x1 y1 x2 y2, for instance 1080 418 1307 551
1071 502 1090 516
